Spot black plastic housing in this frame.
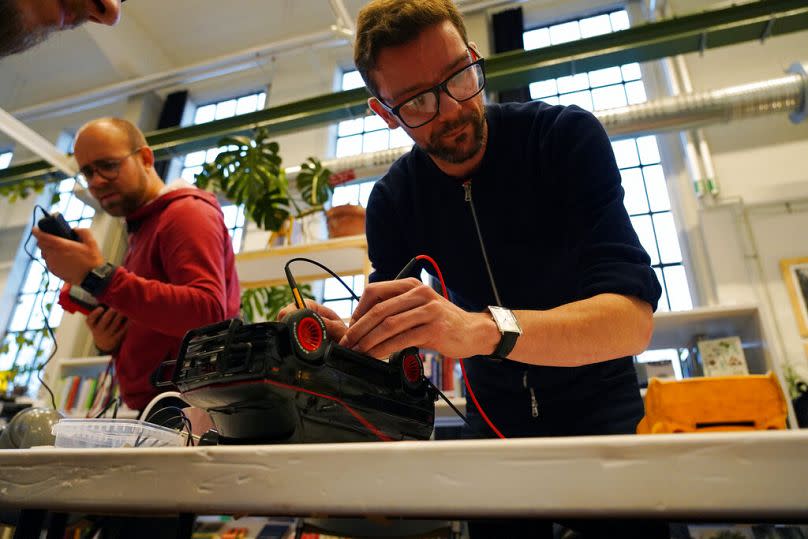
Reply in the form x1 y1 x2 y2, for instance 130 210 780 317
159 316 437 444
38 211 80 242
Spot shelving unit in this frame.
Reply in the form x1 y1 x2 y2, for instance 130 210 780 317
649 304 773 378
436 304 792 427
236 234 369 289
51 355 137 419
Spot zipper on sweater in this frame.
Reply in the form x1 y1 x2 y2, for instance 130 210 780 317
462 180 503 307
523 370 540 419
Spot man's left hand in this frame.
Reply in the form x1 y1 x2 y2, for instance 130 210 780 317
338 278 498 359
31 228 105 285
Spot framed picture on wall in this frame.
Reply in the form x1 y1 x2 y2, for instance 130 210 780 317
780 257 808 337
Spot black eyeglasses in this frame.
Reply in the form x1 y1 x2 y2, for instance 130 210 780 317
77 147 142 185
383 56 486 129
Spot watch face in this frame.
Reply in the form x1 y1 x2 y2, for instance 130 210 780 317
489 306 522 334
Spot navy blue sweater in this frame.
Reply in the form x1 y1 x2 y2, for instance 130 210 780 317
366 101 662 437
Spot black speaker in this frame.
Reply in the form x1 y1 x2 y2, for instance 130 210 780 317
154 90 188 179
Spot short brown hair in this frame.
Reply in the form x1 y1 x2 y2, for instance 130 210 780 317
354 0 468 98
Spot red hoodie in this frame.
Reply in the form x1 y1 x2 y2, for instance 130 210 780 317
97 186 240 410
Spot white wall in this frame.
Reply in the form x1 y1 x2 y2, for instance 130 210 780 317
664 0 808 384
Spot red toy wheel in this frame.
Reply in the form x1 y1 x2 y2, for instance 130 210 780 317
284 309 326 362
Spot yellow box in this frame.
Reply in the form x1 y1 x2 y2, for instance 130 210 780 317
637 372 787 434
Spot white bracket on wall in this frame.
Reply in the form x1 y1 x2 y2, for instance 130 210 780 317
787 62 808 124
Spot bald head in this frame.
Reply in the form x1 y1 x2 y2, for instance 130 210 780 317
74 117 162 217
76 117 147 152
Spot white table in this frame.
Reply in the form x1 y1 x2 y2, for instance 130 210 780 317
0 431 806 520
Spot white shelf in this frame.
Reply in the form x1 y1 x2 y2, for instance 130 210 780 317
650 304 761 350
3 431 808 518
236 234 369 289
58 355 112 369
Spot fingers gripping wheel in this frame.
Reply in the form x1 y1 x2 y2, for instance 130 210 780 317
390 347 426 396
284 309 327 362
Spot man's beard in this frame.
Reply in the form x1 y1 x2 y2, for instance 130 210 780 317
0 0 46 57
0 0 88 58
420 107 486 165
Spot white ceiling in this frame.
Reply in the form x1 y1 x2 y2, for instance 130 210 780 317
0 0 373 112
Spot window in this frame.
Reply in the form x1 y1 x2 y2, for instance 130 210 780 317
178 91 266 253
525 10 692 378
322 72 410 317
335 70 413 158
0 151 11 169
0 175 95 390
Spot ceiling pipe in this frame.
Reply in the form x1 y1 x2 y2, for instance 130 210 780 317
456 0 526 14
284 64 808 182
328 0 355 35
9 0 523 125
598 67 807 139
11 27 351 123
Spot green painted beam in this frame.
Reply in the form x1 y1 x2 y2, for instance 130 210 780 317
2 0 807 188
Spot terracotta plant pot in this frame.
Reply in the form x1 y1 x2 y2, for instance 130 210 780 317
326 204 366 238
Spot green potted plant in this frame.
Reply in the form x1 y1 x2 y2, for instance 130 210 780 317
293 156 334 242
295 155 366 239
194 127 291 233
783 361 808 428
195 129 338 323
240 284 315 323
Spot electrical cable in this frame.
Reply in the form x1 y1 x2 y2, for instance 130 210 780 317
462 181 503 307
414 254 506 439
425 378 471 429
94 395 121 419
284 257 361 305
282 256 474 439
144 405 194 446
86 358 114 418
21 205 59 410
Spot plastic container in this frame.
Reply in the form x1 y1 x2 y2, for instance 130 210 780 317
52 418 184 448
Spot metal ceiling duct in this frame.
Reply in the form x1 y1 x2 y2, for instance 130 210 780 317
600 63 807 139
290 63 807 181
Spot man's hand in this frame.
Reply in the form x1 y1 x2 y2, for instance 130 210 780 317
277 301 348 342
86 307 127 354
338 278 499 359
31 228 105 285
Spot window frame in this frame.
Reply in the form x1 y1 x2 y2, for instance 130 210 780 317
177 90 268 254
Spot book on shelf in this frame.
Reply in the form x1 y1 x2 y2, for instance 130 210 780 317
697 336 749 377
421 351 464 398
55 367 120 417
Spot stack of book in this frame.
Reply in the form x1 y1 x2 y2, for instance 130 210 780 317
421 351 465 398
55 367 117 417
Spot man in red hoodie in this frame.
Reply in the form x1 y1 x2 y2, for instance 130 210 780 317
33 117 240 411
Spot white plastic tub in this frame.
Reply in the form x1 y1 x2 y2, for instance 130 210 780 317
52 418 184 448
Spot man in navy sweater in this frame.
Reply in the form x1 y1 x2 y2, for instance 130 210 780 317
283 1 664 535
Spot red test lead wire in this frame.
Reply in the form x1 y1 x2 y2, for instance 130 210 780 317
414 254 506 439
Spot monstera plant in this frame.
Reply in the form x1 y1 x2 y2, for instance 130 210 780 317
195 128 334 322
295 156 334 217
194 127 290 233
240 284 315 324
195 128 334 234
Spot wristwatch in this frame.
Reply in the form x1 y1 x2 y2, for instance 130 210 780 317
487 306 522 359
80 262 118 297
